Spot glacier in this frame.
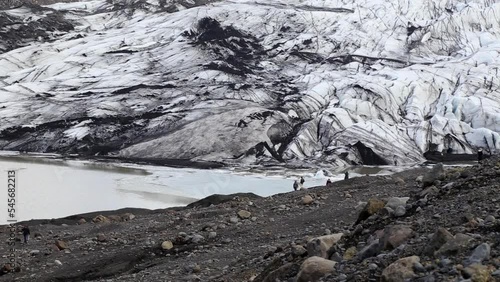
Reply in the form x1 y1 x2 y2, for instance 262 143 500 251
0 0 499 167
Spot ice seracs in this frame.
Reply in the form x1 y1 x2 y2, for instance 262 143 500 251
0 0 498 166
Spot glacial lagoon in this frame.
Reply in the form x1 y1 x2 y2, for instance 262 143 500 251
0 152 409 224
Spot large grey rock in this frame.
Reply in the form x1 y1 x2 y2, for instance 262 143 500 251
161 240 174 250
422 164 445 187
237 210 251 219
302 195 314 205
54 240 69 250
121 213 135 221
306 233 343 259
465 243 491 266
92 215 110 223
424 227 454 256
355 198 385 225
435 233 474 256
381 225 413 250
191 234 205 244
261 262 300 282
357 239 381 260
420 186 439 198
393 206 406 217
385 197 409 210
292 245 307 257
187 193 262 208
463 263 492 282
381 256 420 282
296 256 336 282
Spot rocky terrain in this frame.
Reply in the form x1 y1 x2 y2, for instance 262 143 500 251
0 157 498 281
0 0 499 168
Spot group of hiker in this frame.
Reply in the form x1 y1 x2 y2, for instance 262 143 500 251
293 171 349 191
291 146 489 191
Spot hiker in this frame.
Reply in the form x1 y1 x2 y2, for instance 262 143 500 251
344 171 349 180
478 148 483 163
326 179 332 187
293 179 302 191
300 176 305 185
22 226 30 244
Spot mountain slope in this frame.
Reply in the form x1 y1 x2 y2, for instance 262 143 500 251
0 0 499 166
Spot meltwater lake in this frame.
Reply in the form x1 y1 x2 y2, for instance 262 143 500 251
0 152 403 224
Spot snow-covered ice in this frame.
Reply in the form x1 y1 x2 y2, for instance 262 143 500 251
0 0 498 167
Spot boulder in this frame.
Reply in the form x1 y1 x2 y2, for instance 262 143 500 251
465 243 491 266
96 234 107 242
191 234 205 244
306 233 343 258
92 215 110 223
394 177 405 185
107 215 122 222
420 186 439 198
424 227 454 256
463 263 492 282
54 240 68 250
435 233 474 256
302 195 314 205
485 215 496 223
393 206 406 217
355 198 385 224
161 240 174 250
442 182 455 190
357 239 381 260
237 210 251 219
121 213 135 221
381 225 413 250
262 262 300 282
296 256 336 282
380 207 394 218
422 163 444 187
343 246 357 261
365 198 386 214
77 218 87 225
381 256 420 282
385 197 409 210
292 245 307 257
186 193 261 208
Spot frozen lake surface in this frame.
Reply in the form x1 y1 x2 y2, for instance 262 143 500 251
0 152 403 224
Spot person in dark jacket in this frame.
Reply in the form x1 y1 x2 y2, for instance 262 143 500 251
344 171 349 180
478 148 483 163
22 226 30 244
326 179 332 187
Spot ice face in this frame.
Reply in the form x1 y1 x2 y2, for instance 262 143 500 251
0 0 499 166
